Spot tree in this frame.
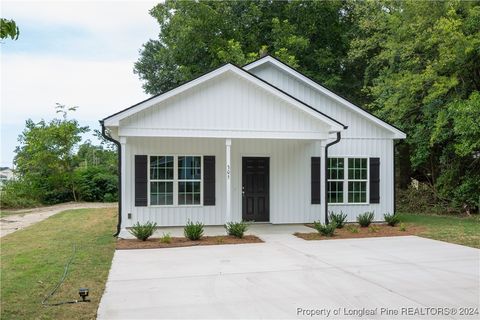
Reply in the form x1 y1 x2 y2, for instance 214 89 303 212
349 0 480 211
1 18 19 40
14 104 89 204
134 0 358 101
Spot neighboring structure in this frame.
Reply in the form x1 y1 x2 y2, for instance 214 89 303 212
0 167 14 188
101 55 405 233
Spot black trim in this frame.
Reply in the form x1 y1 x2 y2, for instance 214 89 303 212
99 120 122 237
102 62 347 129
243 55 406 136
324 132 342 224
369 158 381 204
311 157 321 204
203 155 216 206
134 155 148 207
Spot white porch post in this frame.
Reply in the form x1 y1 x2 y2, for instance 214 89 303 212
225 139 232 222
120 136 127 229
320 142 327 223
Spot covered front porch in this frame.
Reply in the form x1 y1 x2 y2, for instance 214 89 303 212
119 136 335 228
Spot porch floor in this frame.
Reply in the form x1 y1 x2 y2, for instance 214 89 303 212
118 223 313 239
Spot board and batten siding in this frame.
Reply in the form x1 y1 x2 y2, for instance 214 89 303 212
250 64 396 221
122 137 329 227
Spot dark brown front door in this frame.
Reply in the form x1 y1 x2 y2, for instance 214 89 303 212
242 157 269 222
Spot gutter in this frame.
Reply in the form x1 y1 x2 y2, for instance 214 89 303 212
99 120 122 237
325 132 342 224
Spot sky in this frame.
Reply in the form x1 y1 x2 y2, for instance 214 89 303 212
1 0 159 167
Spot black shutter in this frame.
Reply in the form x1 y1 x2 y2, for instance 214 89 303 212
370 157 380 203
135 155 148 206
311 157 321 204
203 156 216 206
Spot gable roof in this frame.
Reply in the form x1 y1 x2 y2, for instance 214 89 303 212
102 63 347 132
243 55 406 139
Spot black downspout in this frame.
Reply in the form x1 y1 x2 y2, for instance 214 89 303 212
99 120 122 237
393 141 397 215
325 132 342 224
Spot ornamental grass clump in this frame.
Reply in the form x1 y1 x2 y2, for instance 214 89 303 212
357 212 375 227
329 211 348 228
129 221 157 241
313 221 337 237
184 220 204 240
384 213 400 226
225 221 249 238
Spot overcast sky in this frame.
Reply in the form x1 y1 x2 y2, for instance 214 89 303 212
1 0 159 167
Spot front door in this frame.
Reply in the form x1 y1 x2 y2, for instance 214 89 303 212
242 157 269 222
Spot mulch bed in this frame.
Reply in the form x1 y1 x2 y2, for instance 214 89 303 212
295 223 427 241
117 235 263 250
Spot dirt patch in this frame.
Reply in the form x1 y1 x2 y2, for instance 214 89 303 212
295 223 427 240
117 235 263 249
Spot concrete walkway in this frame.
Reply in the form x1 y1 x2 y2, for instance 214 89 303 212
98 235 479 319
0 202 117 237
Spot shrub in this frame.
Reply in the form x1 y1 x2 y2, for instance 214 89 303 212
0 180 40 209
313 221 337 237
369 225 380 233
329 211 348 228
225 221 249 238
184 220 204 240
357 212 375 227
74 166 118 202
384 213 400 226
399 223 407 232
129 221 157 241
346 225 359 233
160 232 172 244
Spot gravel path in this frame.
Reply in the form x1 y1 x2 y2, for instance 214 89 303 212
0 202 117 237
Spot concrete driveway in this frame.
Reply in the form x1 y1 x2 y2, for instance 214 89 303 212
98 235 479 319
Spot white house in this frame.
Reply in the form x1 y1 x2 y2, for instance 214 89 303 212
101 55 406 234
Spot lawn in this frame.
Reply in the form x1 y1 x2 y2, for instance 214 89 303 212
0 207 116 319
398 213 480 248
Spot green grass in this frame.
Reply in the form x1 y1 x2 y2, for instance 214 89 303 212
0 207 116 319
398 213 480 248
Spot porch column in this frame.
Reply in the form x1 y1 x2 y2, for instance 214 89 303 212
225 138 232 222
120 136 127 229
320 142 327 223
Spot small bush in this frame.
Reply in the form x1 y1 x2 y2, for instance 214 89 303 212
384 213 400 226
184 220 204 240
129 221 157 241
357 212 375 227
369 225 380 233
0 180 40 209
329 211 348 228
346 225 359 233
399 223 407 232
225 221 249 238
160 232 172 244
313 221 337 237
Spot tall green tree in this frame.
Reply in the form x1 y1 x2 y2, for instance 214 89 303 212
0 18 19 40
349 0 480 211
14 105 89 204
134 0 359 101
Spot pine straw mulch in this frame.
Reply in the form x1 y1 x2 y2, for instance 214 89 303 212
295 223 427 241
117 235 263 250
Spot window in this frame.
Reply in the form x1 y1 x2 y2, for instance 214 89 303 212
178 156 201 205
327 158 344 203
150 156 174 205
149 155 202 206
348 158 367 203
327 157 368 204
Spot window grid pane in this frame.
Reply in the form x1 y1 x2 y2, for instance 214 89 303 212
328 158 344 203
178 156 201 205
347 158 368 203
150 156 174 206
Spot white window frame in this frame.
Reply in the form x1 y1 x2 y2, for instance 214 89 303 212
148 155 203 207
149 155 175 206
327 158 345 204
328 156 369 205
